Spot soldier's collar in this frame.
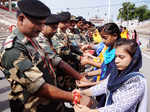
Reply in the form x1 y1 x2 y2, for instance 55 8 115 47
13 28 24 40
13 28 29 44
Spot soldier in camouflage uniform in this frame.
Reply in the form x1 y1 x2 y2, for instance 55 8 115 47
0 1 78 111
51 13 70 58
50 12 85 92
66 16 81 47
36 14 86 91
65 16 86 72
80 20 93 44
51 12 83 70
74 16 87 48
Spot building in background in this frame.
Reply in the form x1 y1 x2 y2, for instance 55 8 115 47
89 16 105 26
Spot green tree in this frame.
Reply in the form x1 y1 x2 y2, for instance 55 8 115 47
135 5 150 21
117 2 136 21
144 10 150 20
118 2 150 22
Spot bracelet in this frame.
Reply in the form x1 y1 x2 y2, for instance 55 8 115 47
72 91 81 104
87 45 91 49
80 74 85 80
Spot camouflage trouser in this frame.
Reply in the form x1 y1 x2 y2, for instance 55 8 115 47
37 101 65 112
9 99 66 112
10 98 74 112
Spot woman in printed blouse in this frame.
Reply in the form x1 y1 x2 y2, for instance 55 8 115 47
74 39 147 112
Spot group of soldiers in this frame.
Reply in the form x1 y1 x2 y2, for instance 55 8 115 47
0 0 97 112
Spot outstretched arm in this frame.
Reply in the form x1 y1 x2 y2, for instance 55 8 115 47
36 83 73 102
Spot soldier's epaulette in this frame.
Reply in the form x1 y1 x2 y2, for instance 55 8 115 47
3 33 16 49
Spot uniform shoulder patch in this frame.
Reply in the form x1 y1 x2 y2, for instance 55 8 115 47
3 33 16 49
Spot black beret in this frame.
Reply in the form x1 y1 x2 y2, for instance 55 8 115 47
17 0 51 19
45 14 60 25
75 16 85 21
87 21 92 25
58 11 71 22
91 23 95 27
82 20 89 24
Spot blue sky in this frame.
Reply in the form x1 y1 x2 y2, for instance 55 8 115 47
40 0 150 21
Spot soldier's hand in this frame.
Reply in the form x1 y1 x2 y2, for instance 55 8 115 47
79 75 89 82
81 45 90 51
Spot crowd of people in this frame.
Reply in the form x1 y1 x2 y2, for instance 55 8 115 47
0 0 147 112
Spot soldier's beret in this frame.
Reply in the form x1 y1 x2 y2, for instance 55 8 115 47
87 21 92 25
45 14 60 25
58 11 71 22
91 23 95 27
75 16 85 21
82 20 89 24
17 0 51 19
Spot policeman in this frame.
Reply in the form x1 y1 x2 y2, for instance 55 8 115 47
0 0 79 111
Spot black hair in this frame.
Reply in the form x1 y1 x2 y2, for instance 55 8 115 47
133 30 137 42
114 38 138 57
101 23 121 40
97 25 104 32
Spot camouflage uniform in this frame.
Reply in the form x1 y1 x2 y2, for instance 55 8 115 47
66 28 78 46
0 28 65 112
36 33 62 65
66 29 83 59
51 28 83 91
73 26 88 45
52 28 82 71
51 28 70 56
80 31 90 44
66 28 86 46
36 33 73 91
